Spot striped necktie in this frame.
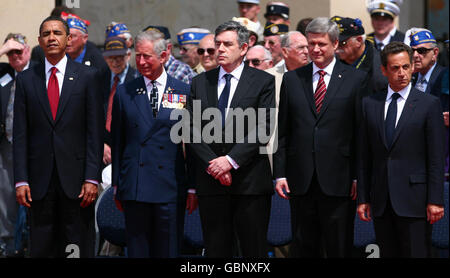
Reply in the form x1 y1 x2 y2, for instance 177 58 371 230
314 70 327 113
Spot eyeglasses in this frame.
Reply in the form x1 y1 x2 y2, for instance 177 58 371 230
245 59 269 66
197 48 215 55
412 47 434 55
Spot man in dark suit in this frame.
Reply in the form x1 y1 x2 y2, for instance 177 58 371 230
357 41 445 258
187 20 275 257
366 0 405 51
13 16 104 258
111 29 194 258
273 17 368 258
101 36 137 166
409 29 446 99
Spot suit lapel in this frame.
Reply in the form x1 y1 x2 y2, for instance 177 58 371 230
376 91 388 149
390 88 419 149
317 61 345 122
229 64 252 110
54 59 77 124
206 68 219 108
32 64 54 125
300 64 317 117
425 64 443 95
132 76 153 128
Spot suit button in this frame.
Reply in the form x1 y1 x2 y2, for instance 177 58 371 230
140 163 144 167
158 165 163 169
159 146 164 150
141 143 146 147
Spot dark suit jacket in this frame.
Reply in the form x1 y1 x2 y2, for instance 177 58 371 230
0 63 15 139
357 88 446 218
13 59 104 200
111 75 192 203
102 66 138 146
411 63 446 98
273 60 368 197
187 64 275 196
369 30 405 51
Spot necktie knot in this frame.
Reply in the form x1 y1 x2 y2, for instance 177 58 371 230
318 70 326 77
391 92 401 101
224 73 232 83
51 67 58 76
114 75 120 83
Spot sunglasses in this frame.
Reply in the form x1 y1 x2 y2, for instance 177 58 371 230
197 48 215 55
412 47 434 55
245 59 269 66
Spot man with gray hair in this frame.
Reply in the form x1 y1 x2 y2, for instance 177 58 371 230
273 17 369 257
111 30 194 258
187 20 275 257
245 45 273 70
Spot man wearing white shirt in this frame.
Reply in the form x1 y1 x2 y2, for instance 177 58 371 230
111 30 194 258
357 42 445 257
274 17 368 257
13 16 103 257
187 20 275 257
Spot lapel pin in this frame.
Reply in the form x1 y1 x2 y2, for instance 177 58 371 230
69 77 74 81
84 61 91 66
338 74 342 78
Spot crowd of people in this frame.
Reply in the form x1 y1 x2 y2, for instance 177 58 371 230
0 0 448 258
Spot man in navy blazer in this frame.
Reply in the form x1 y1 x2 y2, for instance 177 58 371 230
13 16 104 257
357 42 445 257
111 29 194 258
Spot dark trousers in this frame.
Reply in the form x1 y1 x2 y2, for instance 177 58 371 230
28 169 95 258
123 201 180 258
289 174 353 258
198 194 271 258
374 199 432 258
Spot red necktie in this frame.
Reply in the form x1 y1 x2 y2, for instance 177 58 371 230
106 75 120 132
314 70 327 113
48 67 60 120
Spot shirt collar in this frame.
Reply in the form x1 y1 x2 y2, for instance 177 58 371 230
45 55 68 77
312 57 336 76
14 61 30 77
375 27 397 47
219 61 245 81
73 44 87 64
387 82 412 101
418 62 437 83
144 68 167 88
111 63 129 83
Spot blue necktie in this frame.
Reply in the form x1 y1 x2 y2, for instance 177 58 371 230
385 93 401 147
218 74 232 127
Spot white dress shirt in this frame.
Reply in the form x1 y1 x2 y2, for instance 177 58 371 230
384 83 412 127
312 57 336 93
44 55 67 95
217 62 246 170
143 69 168 111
